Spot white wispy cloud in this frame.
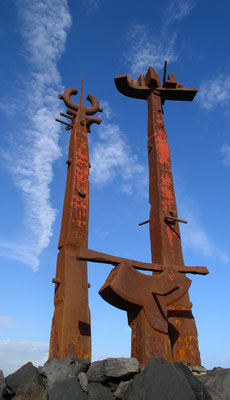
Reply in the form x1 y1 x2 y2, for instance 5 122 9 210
90 101 147 195
0 1 71 271
124 24 178 76
91 123 144 184
179 196 229 264
0 316 16 329
124 0 195 76
100 100 116 119
83 0 100 14
197 74 230 167
166 0 195 22
0 339 48 377
197 74 230 110
220 144 230 166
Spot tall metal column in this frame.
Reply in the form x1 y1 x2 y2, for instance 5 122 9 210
114 64 201 365
49 80 102 360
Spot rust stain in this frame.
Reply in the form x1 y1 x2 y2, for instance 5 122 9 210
111 65 203 367
49 82 102 360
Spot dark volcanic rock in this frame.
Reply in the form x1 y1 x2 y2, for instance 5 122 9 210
13 383 44 399
5 362 42 395
197 368 230 400
123 358 196 400
88 382 113 400
45 376 87 400
174 361 212 400
205 385 224 400
0 370 6 399
41 355 89 387
114 380 133 399
2 356 229 400
87 358 140 383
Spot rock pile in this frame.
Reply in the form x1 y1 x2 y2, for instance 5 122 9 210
0 356 229 399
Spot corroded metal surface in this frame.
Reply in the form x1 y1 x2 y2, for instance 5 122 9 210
49 66 207 367
98 64 204 366
78 247 208 275
49 80 102 360
78 246 207 366
99 262 192 334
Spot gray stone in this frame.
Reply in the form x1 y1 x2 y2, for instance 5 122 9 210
123 357 196 400
5 362 42 394
192 366 208 374
182 360 207 374
13 383 44 399
0 370 6 399
104 358 139 378
106 381 120 392
205 385 224 400
174 361 212 400
41 356 89 387
88 382 113 400
78 371 88 392
46 376 87 400
87 358 139 383
197 368 230 400
87 360 105 382
114 380 133 399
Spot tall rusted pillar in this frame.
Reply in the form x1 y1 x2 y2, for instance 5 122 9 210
49 81 102 360
146 86 200 365
114 64 201 365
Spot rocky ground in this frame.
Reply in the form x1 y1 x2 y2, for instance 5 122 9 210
0 356 229 399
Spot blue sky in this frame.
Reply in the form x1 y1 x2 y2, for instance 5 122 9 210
0 0 230 376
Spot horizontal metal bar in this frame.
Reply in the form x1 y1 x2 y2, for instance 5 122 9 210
78 247 209 275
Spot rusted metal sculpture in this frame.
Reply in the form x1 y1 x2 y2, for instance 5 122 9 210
49 79 102 360
77 63 208 367
113 63 204 365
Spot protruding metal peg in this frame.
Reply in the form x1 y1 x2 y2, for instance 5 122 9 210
165 215 188 224
163 60 167 87
60 113 73 120
138 219 150 226
52 278 61 287
56 118 73 129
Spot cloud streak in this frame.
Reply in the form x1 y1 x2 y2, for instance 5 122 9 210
124 24 178 76
197 74 230 110
197 74 230 168
179 196 229 264
220 144 230 166
165 0 195 22
0 1 71 271
0 316 16 329
82 0 100 14
90 101 147 195
124 0 195 76
0 339 48 376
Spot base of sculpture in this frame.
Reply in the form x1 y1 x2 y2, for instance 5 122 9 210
2 355 223 400
49 246 91 360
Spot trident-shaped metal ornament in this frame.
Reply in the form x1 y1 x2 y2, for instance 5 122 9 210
49 79 102 360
